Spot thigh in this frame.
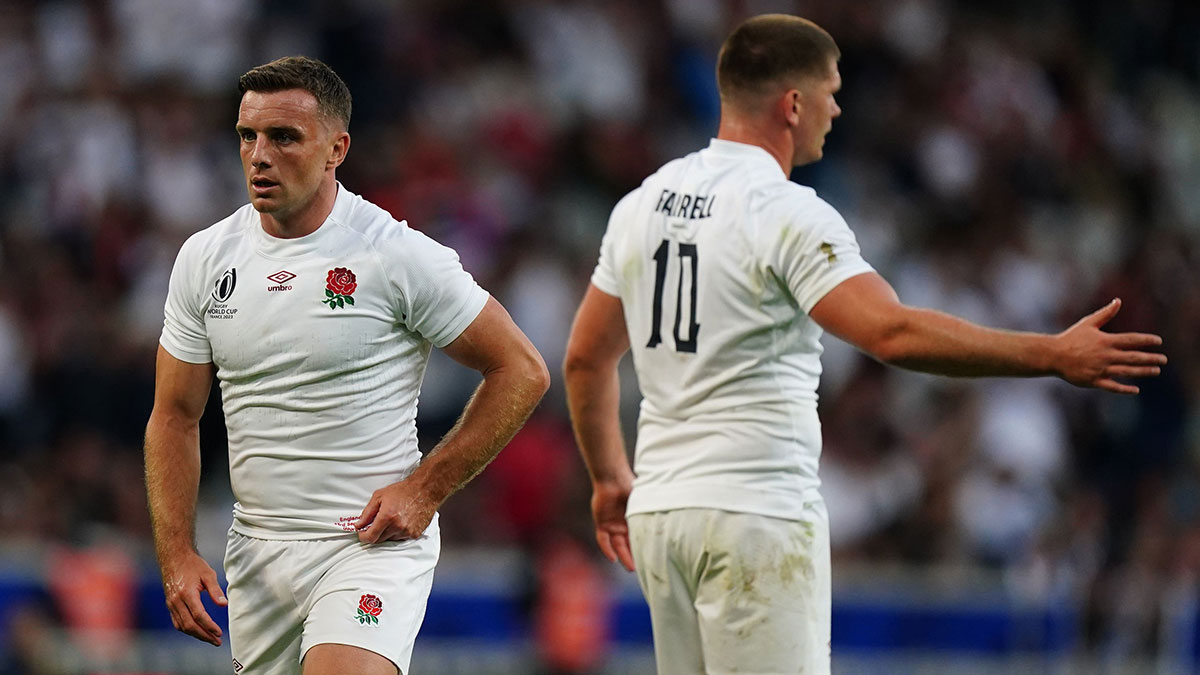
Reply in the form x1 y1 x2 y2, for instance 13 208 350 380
302 644 395 675
628 511 706 675
300 518 441 675
694 505 831 675
225 532 305 675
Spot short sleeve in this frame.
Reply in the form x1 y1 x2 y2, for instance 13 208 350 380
386 227 489 348
767 195 875 313
590 191 637 297
160 234 213 364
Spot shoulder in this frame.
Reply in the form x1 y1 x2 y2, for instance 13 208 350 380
176 204 256 267
608 153 697 220
326 189 428 257
328 189 402 241
757 183 847 232
332 190 468 279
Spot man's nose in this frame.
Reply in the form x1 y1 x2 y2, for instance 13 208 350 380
249 138 271 167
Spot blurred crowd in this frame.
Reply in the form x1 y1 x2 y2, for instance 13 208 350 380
0 0 1197 670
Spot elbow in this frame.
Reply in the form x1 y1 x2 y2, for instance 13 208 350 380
863 316 914 367
561 348 603 387
517 345 551 401
530 352 552 398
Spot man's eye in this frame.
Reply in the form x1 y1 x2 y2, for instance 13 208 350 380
240 131 255 142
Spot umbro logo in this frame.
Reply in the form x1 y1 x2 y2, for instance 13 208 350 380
267 270 295 292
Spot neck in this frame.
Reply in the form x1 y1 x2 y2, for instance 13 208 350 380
260 178 339 239
716 111 793 175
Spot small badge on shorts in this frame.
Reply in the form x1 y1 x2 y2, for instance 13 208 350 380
356 593 383 625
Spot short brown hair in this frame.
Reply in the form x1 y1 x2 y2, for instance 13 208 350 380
238 56 352 129
717 15 840 105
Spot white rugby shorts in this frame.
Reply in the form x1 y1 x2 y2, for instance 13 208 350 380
628 504 831 675
224 516 440 674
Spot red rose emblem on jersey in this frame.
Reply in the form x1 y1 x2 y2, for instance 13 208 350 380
323 267 357 309
356 594 383 624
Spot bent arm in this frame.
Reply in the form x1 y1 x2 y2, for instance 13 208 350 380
357 296 549 543
810 272 1166 394
414 295 550 502
563 284 636 570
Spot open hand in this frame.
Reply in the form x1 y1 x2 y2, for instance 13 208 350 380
592 479 636 572
160 552 227 646
1056 298 1167 394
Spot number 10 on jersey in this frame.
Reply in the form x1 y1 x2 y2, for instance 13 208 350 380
647 239 700 353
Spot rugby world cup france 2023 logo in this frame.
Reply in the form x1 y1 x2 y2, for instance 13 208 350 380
209 268 239 319
213 268 237 303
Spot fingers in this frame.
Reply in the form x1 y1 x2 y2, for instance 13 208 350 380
355 496 380 532
596 528 636 572
170 587 222 646
358 513 387 544
357 502 428 544
1105 365 1161 379
201 569 228 607
1095 378 1139 395
182 592 224 645
611 532 636 572
596 530 618 564
1109 349 1168 367
1086 298 1121 328
1110 332 1164 350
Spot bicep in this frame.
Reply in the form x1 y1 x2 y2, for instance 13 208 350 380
441 296 544 376
565 284 630 372
808 272 909 358
151 346 215 424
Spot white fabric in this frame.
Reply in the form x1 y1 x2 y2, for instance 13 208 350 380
161 185 488 539
591 139 874 520
628 506 832 675
224 516 440 674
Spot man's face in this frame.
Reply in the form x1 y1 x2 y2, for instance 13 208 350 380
236 89 345 219
792 59 842 166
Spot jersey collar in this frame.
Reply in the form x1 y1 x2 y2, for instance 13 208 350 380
706 139 784 175
252 182 352 259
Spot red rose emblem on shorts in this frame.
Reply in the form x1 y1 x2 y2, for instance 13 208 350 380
323 267 357 309
356 593 383 624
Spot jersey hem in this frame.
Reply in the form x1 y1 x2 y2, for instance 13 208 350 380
626 483 822 521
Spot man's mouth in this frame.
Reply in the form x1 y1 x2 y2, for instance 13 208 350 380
251 177 278 190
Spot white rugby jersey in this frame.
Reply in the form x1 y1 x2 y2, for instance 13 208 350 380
161 185 488 539
592 139 874 520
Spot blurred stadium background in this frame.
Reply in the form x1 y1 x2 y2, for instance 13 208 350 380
0 0 1197 673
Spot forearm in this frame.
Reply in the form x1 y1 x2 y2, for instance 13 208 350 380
875 306 1056 378
564 362 632 485
409 363 547 506
144 414 203 564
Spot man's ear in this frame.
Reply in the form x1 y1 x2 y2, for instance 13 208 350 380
781 89 803 127
327 131 350 170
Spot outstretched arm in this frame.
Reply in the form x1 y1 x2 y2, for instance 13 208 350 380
563 284 636 572
356 296 549 543
810 272 1166 394
145 346 227 646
